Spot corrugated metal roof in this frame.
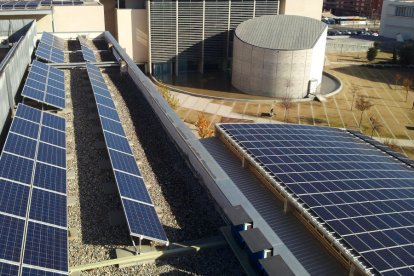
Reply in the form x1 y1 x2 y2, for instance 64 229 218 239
201 138 345 276
235 15 327 50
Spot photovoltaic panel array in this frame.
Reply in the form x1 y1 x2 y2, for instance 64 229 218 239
40 33 65 51
85 63 168 244
40 0 83 6
81 46 97 62
35 43 65 63
218 123 414 275
0 103 67 275
22 60 65 109
0 1 40 9
77 35 89 48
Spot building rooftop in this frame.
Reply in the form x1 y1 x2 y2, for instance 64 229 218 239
235 15 327 50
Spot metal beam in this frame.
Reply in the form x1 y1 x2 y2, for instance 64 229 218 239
69 236 227 273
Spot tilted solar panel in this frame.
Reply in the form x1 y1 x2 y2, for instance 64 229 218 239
22 60 65 109
40 32 65 50
0 103 67 275
77 35 89 47
85 63 168 244
217 123 414 275
81 45 97 62
35 42 65 63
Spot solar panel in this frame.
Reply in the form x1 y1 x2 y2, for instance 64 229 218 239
0 262 19 276
0 103 68 275
77 35 89 47
0 0 42 9
22 60 65 109
85 63 168 244
81 45 97 62
35 43 65 63
217 123 414 275
40 32 65 51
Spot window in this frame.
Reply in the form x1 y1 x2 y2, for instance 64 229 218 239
395 6 414 17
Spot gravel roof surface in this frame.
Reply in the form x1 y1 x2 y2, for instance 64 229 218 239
64 40 244 274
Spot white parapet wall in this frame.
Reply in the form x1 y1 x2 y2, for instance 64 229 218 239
115 9 148 63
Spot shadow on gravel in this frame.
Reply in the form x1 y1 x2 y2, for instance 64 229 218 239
103 68 225 242
69 68 131 246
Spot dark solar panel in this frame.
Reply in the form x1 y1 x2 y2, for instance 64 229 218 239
85 64 168 244
23 222 68 272
35 43 65 63
218 123 414 274
40 32 65 51
81 45 97 62
0 262 19 276
0 104 68 274
22 60 65 109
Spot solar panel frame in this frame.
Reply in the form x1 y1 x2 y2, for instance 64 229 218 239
40 33 65 51
77 35 89 47
85 64 168 244
35 43 65 63
22 60 65 109
81 46 97 62
0 104 68 275
217 123 414 275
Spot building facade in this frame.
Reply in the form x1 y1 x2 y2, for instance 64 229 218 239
380 0 414 40
324 0 383 18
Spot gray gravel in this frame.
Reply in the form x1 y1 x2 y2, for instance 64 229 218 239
64 59 244 274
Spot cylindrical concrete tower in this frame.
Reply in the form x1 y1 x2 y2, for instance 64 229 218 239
232 15 327 99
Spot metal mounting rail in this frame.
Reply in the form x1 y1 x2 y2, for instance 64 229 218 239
69 236 227 273
28 61 119 70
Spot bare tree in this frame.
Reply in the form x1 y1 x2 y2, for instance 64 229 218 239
355 95 373 127
395 73 401 89
403 78 411 102
279 96 293 122
350 84 360 111
369 115 383 137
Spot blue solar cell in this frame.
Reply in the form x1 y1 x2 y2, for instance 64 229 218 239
0 153 34 184
40 126 66 148
3 133 37 159
0 214 25 262
33 163 66 194
115 171 152 204
108 149 140 176
10 117 39 139
22 86 44 103
42 112 65 131
22 267 66 276
81 46 96 62
45 94 65 109
23 222 68 272
95 94 116 109
29 188 67 227
0 262 19 276
40 33 65 50
92 86 112 98
103 131 132 154
96 104 120 121
122 199 167 242
47 85 65 98
0 179 30 217
15 104 41 123
218 123 414 274
36 143 66 168
101 117 125 136
35 43 65 63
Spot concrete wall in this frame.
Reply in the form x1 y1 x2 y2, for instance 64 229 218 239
100 0 117 36
279 0 323 20
0 15 52 32
53 6 105 32
380 0 414 40
116 9 148 63
232 35 325 99
310 29 327 89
